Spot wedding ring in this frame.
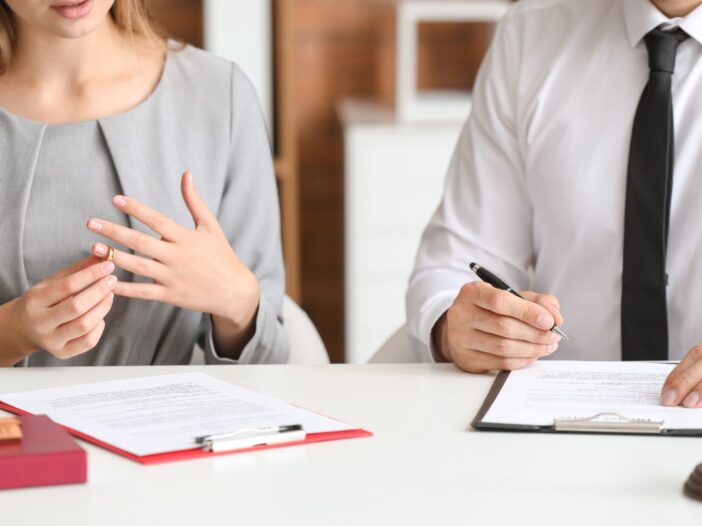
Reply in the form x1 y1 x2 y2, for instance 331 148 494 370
106 246 115 262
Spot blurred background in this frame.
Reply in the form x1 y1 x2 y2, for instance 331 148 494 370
150 0 507 363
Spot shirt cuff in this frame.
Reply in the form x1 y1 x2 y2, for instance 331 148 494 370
412 290 460 363
203 293 289 364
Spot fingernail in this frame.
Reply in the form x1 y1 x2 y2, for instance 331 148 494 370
550 333 561 344
547 343 558 354
683 392 700 408
106 275 117 288
113 195 127 208
101 262 115 274
94 243 108 257
662 389 677 406
88 219 103 232
537 314 553 330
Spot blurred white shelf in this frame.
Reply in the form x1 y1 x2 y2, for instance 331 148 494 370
401 91 473 123
341 99 463 363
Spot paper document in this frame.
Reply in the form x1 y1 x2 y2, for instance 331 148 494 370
482 361 702 430
1 373 354 456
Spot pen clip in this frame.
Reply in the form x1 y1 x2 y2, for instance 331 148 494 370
195 424 304 444
201 428 307 453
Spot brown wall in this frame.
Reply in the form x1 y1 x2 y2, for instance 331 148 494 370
287 0 394 363
418 22 494 91
287 1 493 362
150 0 204 48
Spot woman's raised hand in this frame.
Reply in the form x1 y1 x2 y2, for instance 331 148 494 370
87 172 260 350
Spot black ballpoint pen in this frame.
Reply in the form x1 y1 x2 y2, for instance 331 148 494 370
469 262 569 341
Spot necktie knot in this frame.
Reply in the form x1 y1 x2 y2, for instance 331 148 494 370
645 27 689 74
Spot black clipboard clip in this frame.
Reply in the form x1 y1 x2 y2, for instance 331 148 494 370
554 412 663 434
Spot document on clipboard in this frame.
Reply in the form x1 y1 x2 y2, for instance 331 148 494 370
0 373 371 464
472 361 702 436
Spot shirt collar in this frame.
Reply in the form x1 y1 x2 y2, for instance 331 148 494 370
623 0 702 46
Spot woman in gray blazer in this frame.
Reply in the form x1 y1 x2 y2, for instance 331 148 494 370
0 0 289 366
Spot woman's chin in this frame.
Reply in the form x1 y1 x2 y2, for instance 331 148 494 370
38 14 107 40
40 1 111 40
46 24 102 39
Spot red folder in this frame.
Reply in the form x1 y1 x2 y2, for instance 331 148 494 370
0 414 87 490
0 403 371 466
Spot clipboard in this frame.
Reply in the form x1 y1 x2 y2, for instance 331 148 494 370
471 371 702 437
0 402 372 465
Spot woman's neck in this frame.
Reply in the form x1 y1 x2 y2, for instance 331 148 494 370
0 13 165 124
8 15 126 88
652 0 702 17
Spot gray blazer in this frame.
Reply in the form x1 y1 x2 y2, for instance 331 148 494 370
0 45 289 366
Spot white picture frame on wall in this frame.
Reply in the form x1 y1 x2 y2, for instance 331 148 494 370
396 0 511 123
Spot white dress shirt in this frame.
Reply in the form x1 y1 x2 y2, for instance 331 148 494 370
406 0 702 362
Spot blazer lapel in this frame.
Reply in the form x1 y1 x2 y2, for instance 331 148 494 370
0 114 46 301
98 110 193 241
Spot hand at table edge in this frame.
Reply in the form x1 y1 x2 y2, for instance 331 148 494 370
662 345 702 408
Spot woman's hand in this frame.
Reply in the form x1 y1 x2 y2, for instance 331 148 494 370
87 172 260 358
0 257 116 365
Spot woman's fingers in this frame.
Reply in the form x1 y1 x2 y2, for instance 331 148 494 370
56 293 114 344
113 281 169 302
60 321 107 360
111 194 185 242
181 171 218 231
51 274 117 326
44 256 102 283
41 261 115 307
92 243 169 282
87 218 169 260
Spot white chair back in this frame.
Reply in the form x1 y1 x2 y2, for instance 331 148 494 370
283 296 329 364
189 296 329 365
369 325 420 363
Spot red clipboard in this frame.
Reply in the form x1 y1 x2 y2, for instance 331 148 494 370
0 402 372 466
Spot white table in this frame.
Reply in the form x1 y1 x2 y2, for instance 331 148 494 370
1 364 701 525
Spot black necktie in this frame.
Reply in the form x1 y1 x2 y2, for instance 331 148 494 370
622 26 688 361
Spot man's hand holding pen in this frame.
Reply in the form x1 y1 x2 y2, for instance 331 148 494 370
432 281 564 374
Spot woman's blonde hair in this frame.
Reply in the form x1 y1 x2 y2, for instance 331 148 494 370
0 0 165 75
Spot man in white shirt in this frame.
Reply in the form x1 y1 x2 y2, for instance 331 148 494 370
406 0 702 407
